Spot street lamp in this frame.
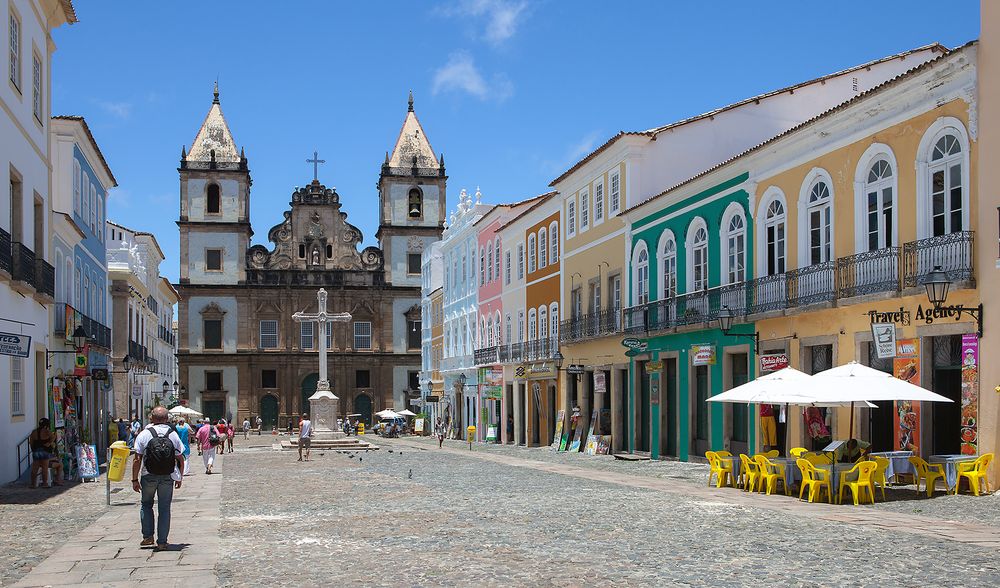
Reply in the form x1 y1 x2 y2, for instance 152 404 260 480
458 372 467 388
717 305 759 355
923 266 983 337
553 350 564 371
162 380 170 395
172 380 179 393
71 325 89 350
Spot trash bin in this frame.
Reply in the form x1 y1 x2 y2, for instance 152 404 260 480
107 441 130 482
357 422 365 436
466 425 476 444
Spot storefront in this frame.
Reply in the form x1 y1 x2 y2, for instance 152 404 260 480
479 366 503 442
514 362 559 447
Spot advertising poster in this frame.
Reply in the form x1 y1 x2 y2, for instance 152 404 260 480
51 384 65 428
960 334 979 455
893 339 921 452
76 444 99 480
691 345 716 366
569 411 586 452
560 410 578 451
552 409 565 447
74 343 89 377
594 371 606 395
414 418 424 433
597 435 612 455
584 410 599 455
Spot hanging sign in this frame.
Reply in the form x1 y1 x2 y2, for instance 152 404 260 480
130 384 143 400
871 323 896 359
959 334 979 455
567 364 586 375
646 360 663 372
0 332 31 358
91 368 109 381
621 337 647 351
759 353 789 373
593 371 606 395
74 344 90 377
691 344 716 366
893 339 921 452
514 365 527 379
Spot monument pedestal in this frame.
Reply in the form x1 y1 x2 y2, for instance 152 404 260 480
309 384 345 441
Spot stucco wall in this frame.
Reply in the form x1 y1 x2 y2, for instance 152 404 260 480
186 296 238 353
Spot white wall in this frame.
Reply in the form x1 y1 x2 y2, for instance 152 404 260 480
186 232 240 285
185 178 242 223
185 296 238 353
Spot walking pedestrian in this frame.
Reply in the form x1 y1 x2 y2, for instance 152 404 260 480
193 420 203 456
195 417 219 474
287 418 294 436
226 421 235 453
434 417 446 449
116 418 129 442
298 413 312 462
175 418 192 476
132 406 184 552
130 417 141 446
255 415 262 435
242 418 250 440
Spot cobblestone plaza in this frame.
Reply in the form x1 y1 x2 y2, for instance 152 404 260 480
5 436 1000 587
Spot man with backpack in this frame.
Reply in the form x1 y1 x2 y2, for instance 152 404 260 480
132 406 185 552
195 417 220 474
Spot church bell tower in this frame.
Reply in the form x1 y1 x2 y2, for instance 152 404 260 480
177 83 252 286
377 91 446 287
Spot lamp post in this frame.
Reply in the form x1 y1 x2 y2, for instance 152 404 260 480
717 305 760 355
923 266 983 338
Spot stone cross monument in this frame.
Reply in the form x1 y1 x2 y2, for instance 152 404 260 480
293 289 351 439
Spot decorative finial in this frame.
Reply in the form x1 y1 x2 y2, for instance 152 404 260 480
240 146 245 159
439 153 445 167
181 146 186 159
408 89 414 112
213 80 220 104
475 186 481 204
384 151 390 165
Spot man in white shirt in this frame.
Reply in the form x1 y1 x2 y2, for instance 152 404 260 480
132 406 185 551
298 413 312 462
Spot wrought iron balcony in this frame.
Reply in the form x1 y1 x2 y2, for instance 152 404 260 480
560 308 623 344
11 242 35 288
474 346 500 366
902 231 974 288
0 227 11 276
786 261 835 307
836 246 899 299
54 303 113 350
34 257 55 300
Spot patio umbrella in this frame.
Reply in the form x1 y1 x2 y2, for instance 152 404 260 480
375 409 401 419
707 367 869 407
397 409 417 417
168 405 203 418
811 361 952 439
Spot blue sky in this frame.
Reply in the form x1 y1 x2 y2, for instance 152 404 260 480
51 1 980 283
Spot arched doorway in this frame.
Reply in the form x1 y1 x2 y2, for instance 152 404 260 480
260 395 278 431
301 373 318 415
354 393 372 426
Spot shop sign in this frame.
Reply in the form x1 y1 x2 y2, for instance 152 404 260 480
514 365 527 379
893 339 921 452
867 307 911 326
0 332 31 358
594 371 606 395
646 360 664 371
567 364 585 375
130 384 143 400
621 337 647 351
759 353 789 373
74 343 89 377
91 368 109 381
690 344 716 366
485 367 503 387
870 323 896 359
425 395 440 403
650 375 660 405
914 304 970 326
528 363 556 379
483 386 503 400
960 334 979 455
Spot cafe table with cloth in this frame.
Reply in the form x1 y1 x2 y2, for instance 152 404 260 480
869 450 915 482
929 454 977 492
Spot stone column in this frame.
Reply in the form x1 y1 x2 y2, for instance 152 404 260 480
611 367 624 454
308 390 343 440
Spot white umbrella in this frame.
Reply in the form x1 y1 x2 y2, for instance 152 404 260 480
168 405 203 417
397 409 417 417
811 362 953 403
375 409 401 420
707 367 869 407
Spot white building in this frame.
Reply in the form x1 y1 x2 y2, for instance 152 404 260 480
0 0 76 484
439 188 490 436
419 241 443 424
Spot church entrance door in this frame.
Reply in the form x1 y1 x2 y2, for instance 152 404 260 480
301 373 319 414
260 395 278 431
354 393 372 426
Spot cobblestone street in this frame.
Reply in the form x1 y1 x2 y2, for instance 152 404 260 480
7 437 1000 586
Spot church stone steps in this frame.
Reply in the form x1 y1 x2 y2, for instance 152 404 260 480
279 438 379 452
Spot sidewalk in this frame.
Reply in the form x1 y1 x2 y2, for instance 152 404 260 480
13 454 224 587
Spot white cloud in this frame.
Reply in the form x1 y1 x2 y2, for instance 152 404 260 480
98 101 132 119
432 52 513 102
107 187 130 207
565 131 602 164
440 0 529 45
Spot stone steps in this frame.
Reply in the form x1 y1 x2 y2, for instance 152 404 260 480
280 438 379 451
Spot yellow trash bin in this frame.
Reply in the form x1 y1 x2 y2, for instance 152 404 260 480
467 425 476 443
108 441 131 482
357 422 365 436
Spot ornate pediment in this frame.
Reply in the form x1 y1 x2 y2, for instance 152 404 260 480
404 303 421 320
199 301 227 318
246 180 384 273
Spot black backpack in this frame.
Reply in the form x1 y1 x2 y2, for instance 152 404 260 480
208 425 220 446
144 426 177 475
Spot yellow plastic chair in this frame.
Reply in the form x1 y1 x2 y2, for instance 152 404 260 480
763 449 780 459
705 451 719 486
715 450 733 458
756 455 789 496
838 461 878 505
870 456 890 501
954 453 994 496
804 452 832 466
909 456 946 498
706 451 734 488
739 454 761 492
789 447 808 458
796 458 831 503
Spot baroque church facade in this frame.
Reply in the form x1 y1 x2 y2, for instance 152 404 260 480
176 88 445 428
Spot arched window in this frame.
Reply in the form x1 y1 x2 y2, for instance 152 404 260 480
539 228 547 268
517 310 524 342
527 234 537 273
721 202 747 284
527 309 537 341
408 188 422 218
929 132 964 236
206 183 221 214
687 219 709 292
495 311 501 345
480 247 486 286
549 302 559 343
505 313 512 346
633 244 649 305
762 195 786 276
659 231 677 299
487 241 494 283
549 221 559 262
494 239 500 280
539 306 548 339
866 158 894 251
806 178 832 264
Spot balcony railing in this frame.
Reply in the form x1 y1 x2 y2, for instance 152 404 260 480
11 242 35 288
129 341 150 367
0 227 11 275
34 257 54 299
474 346 500 366
561 308 623 344
623 232 975 333
902 231 974 288
54 303 113 350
